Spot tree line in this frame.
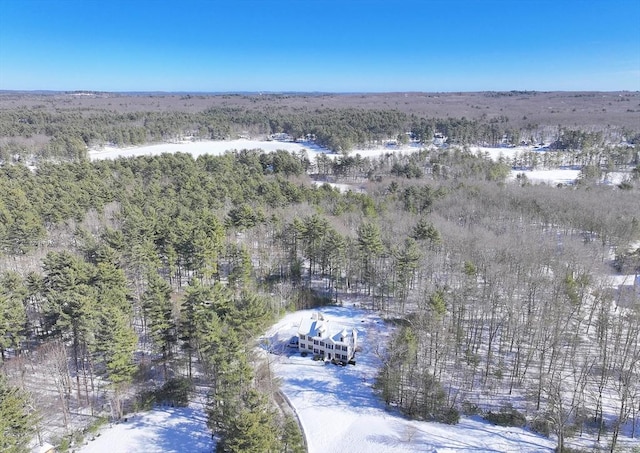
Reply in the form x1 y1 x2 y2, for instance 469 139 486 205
2 105 638 162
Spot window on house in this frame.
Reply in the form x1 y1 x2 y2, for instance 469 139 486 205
342 346 348 351
314 340 319 345
300 335 305 341
342 355 347 360
314 349 318 354
320 341 325 347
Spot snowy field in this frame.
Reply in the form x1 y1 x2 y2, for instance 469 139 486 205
473 145 629 185
508 168 581 185
89 139 617 186
262 306 556 453
88 138 424 161
88 139 324 161
77 403 213 453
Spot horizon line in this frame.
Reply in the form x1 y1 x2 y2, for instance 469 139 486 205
1 89 639 96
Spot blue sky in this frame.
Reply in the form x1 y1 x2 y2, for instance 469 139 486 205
1 0 639 92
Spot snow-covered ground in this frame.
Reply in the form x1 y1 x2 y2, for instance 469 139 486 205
89 139 634 187
88 139 323 161
88 139 600 186
509 168 581 185
88 139 424 161
508 168 630 186
71 303 637 452
77 402 213 453
262 306 556 453
312 180 365 193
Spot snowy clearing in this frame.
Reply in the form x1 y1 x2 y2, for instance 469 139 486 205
262 306 556 453
508 168 581 185
312 180 365 193
77 403 213 453
88 139 322 161
88 139 424 161
89 139 598 186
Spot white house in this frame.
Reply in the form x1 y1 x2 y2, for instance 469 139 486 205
297 312 358 363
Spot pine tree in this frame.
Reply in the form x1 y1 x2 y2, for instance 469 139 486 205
357 222 385 298
281 415 305 453
179 280 213 378
42 252 97 402
0 375 33 453
207 326 253 438
219 390 281 453
227 244 253 292
142 272 176 378
394 238 421 312
191 211 224 284
0 272 27 360
93 304 137 418
323 228 346 301
411 217 441 247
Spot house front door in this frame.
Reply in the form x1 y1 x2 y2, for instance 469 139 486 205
328 353 332 360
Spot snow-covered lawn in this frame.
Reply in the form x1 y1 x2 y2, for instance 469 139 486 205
77 403 213 453
263 306 556 453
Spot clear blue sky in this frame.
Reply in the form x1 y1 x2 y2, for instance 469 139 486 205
1 0 639 92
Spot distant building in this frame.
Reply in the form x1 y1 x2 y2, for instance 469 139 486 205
297 312 358 364
270 132 293 142
433 133 447 146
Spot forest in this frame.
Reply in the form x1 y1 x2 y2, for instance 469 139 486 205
0 92 639 453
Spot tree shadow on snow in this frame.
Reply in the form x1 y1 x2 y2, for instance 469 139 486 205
122 407 214 453
284 370 382 414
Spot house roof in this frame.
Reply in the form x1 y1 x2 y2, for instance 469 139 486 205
298 312 356 344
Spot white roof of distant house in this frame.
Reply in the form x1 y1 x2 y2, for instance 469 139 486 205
298 312 356 343
298 312 326 337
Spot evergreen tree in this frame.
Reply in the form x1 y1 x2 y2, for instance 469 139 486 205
207 327 253 441
394 238 421 312
42 252 97 401
0 375 33 453
221 390 281 453
411 217 441 247
227 244 253 292
281 415 305 453
321 227 346 301
0 272 27 360
357 222 385 298
142 272 176 377
179 279 214 378
93 304 137 419
191 210 225 283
